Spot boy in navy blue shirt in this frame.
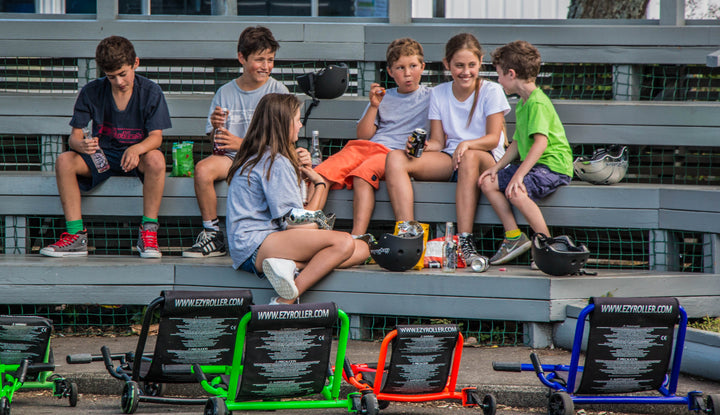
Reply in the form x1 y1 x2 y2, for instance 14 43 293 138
41 36 171 259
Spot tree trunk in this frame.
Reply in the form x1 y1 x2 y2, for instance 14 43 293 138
567 0 650 18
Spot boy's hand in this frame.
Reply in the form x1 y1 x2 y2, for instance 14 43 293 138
369 83 386 108
478 167 498 187
79 136 101 155
210 106 229 129
296 147 312 168
121 145 142 172
214 127 242 152
505 174 527 200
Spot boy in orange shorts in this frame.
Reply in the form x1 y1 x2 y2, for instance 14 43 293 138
313 38 431 236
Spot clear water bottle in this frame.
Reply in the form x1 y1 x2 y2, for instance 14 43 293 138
212 107 229 156
310 130 322 167
442 222 457 273
83 126 109 173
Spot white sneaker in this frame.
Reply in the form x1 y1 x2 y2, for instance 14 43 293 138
262 258 299 300
268 296 300 305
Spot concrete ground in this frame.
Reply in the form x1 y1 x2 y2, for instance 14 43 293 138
7 335 714 415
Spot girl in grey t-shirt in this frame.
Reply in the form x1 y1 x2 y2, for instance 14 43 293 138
226 93 369 305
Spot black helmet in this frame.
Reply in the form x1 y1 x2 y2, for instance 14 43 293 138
573 145 629 185
531 234 590 276
297 64 348 100
370 233 424 272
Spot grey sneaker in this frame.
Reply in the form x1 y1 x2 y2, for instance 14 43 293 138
490 233 531 265
183 229 226 258
137 222 161 259
40 230 88 257
458 233 490 272
262 258 299 300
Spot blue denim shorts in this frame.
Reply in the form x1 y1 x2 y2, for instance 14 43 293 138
497 164 570 202
239 247 262 278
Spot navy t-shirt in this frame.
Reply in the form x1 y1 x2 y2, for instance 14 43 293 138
69 74 172 151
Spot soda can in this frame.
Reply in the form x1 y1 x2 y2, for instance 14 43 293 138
408 128 427 158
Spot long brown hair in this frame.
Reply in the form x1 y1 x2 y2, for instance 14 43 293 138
444 33 484 127
227 93 302 186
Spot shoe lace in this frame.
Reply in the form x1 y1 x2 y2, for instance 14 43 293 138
459 236 478 259
140 229 159 249
193 229 215 247
54 232 79 247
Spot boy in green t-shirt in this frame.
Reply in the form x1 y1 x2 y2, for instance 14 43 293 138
479 40 573 266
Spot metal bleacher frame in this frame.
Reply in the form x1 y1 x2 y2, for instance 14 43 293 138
1 0 720 347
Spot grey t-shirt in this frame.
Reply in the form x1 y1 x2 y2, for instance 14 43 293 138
359 85 431 150
226 151 303 269
206 77 289 158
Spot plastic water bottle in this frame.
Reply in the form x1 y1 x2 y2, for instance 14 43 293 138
212 107 229 156
83 126 109 173
310 130 322 167
442 222 457 273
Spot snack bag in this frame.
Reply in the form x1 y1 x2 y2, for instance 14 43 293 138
423 235 467 269
393 221 430 270
172 141 195 177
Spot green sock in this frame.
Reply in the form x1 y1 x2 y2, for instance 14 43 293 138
505 229 522 240
142 216 158 224
66 220 84 235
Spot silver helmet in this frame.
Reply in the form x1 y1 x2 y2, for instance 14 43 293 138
573 145 628 185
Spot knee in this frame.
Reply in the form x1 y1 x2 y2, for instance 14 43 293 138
385 150 406 175
194 158 216 183
55 151 77 172
140 150 166 174
479 175 494 193
336 233 355 258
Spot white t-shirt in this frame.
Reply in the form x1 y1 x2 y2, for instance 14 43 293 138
428 80 511 160
206 77 289 158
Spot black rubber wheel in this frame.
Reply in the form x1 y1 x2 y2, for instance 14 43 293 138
548 392 574 415
482 393 497 415
707 394 720 415
68 381 78 407
142 381 166 397
204 397 228 415
378 400 390 410
0 396 9 415
361 392 379 415
120 381 139 414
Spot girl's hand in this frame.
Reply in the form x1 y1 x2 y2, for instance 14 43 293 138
453 141 470 170
296 147 312 168
369 83 386 108
301 166 323 183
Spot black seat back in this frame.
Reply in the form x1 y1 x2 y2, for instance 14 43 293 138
142 290 252 383
236 302 338 400
381 324 459 394
576 296 680 394
0 315 53 381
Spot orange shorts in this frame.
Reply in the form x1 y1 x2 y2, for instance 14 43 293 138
314 140 390 190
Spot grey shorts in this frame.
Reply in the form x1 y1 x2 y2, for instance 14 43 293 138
497 164 570 202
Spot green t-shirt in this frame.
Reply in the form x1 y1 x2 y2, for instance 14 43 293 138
513 88 573 177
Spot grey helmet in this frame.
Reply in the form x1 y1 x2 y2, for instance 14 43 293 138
531 233 590 276
573 145 628 185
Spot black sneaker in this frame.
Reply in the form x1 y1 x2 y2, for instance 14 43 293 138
459 233 490 272
182 229 226 258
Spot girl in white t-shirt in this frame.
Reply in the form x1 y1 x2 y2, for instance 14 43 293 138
385 33 510 269
226 93 369 305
